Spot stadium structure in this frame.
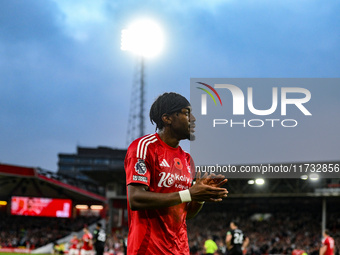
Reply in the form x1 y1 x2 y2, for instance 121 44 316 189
0 163 107 253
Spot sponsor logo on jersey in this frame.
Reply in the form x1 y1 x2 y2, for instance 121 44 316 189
133 175 148 183
158 172 191 188
187 165 191 174
160 159 170 167
135 159 147 175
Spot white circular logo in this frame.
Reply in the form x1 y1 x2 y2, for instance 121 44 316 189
167 176 174 186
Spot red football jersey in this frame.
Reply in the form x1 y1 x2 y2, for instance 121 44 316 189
82 233 92 251
322 236 334 255
70 237 79 249
125 133 194 255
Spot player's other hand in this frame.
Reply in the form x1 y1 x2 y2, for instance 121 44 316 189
189 171 228 202
200 172 228 188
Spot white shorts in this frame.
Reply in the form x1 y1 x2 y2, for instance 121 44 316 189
69 249 79 255
80 249 92 255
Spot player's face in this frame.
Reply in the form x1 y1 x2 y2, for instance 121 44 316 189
170 107 196 141
27 199 33 209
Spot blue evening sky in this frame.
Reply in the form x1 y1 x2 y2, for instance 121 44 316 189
0 0 339 171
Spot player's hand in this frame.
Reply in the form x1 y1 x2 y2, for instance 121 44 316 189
199 172 228 188
189 171 228 202
196 171 228 201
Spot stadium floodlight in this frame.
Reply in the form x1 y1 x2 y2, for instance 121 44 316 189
248 180 255 185
121 18 165 142
255 178 265 185
309 173 319 181
121 18 164 58
90 205 103 210
300 175 308 180
75 204 89 209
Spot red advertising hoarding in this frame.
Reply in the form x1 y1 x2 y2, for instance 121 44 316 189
11 196 72 218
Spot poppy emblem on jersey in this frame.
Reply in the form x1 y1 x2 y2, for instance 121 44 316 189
174 158 183 170
135 159 147 175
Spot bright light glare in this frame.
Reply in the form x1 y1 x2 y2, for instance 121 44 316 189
248 180 255 185
255 178 265 185
300 175 308 180
310 173 319 181
75 204 88 209
121 18 164 58
90 205 103 210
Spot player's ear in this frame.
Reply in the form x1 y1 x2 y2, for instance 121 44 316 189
161 113 172 126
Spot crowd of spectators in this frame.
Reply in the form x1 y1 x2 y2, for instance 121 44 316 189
100 209 339 255
1 202 339 255
104 229 128 255
186 209 340 255
0 214 100 249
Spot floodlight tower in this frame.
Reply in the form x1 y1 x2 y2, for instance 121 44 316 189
121 18 164 144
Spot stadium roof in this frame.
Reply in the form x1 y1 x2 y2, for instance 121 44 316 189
58 146 126 186
0 163 107 203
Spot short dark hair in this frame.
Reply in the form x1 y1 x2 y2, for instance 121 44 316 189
231 221 239 227
97 223 102 228
324 229 330 236
149 92 190 130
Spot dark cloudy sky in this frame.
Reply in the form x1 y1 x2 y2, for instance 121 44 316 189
0 0 339 171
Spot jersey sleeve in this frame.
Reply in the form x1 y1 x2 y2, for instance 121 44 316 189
323 237 329 246
213 241 218 250
125 143 151 187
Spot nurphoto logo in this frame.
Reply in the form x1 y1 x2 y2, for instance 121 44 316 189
196 82 312 128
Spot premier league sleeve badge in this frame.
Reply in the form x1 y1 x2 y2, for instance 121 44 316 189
135 159 147 175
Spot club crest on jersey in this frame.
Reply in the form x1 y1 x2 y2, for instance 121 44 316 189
174 158 183 170
135 159 147 175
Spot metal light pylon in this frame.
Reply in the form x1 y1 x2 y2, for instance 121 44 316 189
126 57 145 145
121 18 164 145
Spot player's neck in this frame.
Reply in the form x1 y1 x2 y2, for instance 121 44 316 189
157 130 180 148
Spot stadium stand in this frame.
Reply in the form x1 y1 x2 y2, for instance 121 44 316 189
0 214 100 249
187 198 340 255
0 163 107 253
